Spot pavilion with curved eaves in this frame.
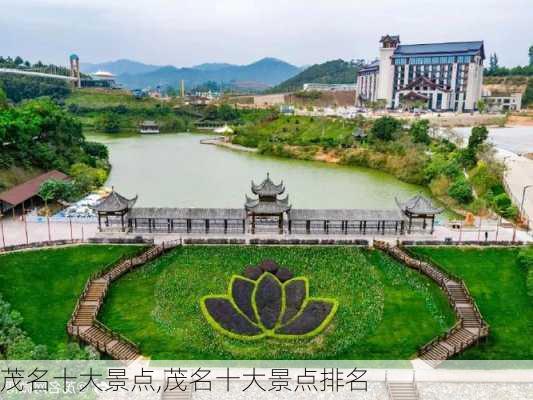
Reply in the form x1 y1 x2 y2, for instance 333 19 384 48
245 173 291 234
396 194 443 233
92 189 137 232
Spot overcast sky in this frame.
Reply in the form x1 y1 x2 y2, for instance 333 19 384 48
1 0 531 68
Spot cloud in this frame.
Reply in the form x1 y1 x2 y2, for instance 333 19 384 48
0 0 530 67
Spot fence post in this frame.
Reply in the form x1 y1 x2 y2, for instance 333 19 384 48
0 218 5 249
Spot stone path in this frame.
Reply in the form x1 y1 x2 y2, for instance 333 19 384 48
374 241 489 368
386 381 419 400
68 241 180 360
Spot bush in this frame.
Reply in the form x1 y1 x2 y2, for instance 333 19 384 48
448 178 473 204
468 126 489 150
410 119 431 144
370 116 401 141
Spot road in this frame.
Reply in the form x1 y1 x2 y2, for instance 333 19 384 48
452 125 533 226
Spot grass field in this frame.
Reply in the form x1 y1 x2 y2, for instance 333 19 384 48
0 245 145 354
233 115 359 148
65 88 172 109
409 247 533 359
100 246 454 360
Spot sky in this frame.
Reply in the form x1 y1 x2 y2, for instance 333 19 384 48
1 0 531 68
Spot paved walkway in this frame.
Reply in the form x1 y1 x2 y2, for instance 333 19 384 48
496 150 533 227
1 214 531 250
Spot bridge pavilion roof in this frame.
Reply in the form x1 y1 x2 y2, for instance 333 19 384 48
251 173 285 197
92 190 137 213
395 194 443 216
245 195 291 215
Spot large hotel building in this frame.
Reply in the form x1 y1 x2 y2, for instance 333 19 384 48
357 35 485 112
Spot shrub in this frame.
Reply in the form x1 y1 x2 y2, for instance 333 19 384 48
410 119 431 144
429 175 452 197
448 178 473 204
370 116 401 141
468 126 489 150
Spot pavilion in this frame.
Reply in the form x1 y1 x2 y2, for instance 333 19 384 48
245 173 291 234
396 194 443 233
92 189 137 232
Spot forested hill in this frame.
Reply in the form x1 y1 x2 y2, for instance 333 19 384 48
267 59 361 93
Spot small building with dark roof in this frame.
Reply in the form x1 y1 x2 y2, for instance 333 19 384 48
396 194 443 233
245 173 291 234
92 189 137 231
0 170 69 216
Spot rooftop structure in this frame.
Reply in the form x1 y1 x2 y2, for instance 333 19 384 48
93 189 137 231
0 170 69 215
245 174 291 234
357 35 485 112
139 120 160 134
396 194 443 233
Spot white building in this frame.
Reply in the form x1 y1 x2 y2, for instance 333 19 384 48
482 89 522 112
356 35 485 112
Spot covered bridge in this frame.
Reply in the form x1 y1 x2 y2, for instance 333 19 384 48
288 209 407 235
127 208 246 234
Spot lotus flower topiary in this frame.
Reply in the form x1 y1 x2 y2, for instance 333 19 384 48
200 260 338 340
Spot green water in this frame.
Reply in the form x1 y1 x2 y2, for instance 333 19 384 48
88 133 430 210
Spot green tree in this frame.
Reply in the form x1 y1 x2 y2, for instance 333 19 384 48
409 119 431 144
468 126 489 150
448 178 473 204
476 99 486 113
97 113 121 133
0 86 7 110
370 116 401 141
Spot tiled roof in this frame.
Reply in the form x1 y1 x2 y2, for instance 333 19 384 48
395 195 444 215
92 190 137 212
245 195 291 214
289 208 406 221
0 170 69 207
394 41 484 57
251 173 285 197
128 207 246 220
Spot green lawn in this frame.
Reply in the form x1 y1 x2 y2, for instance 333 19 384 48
65 88 167 109
100 246 454 360
409 247 533 359
0 245 145 354
233 115 359 148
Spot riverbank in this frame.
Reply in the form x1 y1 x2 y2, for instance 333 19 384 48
229 115 523 221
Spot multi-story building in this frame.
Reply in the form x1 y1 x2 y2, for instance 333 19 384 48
357 35 485 112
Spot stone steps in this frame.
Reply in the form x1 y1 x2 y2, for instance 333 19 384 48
387 382 419 400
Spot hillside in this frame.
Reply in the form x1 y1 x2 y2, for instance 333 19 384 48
268 59 361 93
116 58 301 90
81 59 162 75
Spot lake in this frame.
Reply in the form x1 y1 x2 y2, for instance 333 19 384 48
88 133 429 210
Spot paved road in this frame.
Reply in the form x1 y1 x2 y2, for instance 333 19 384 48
451 126 533 226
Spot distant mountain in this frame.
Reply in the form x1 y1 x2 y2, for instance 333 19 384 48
268 59 362 93
81 59 161 75
117 58 301 90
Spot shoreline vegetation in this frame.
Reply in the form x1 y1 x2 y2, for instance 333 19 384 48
0 84 525 222
226 113 517 220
